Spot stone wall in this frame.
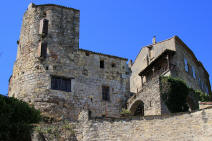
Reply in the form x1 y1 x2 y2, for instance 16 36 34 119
77 108 212 141
127 76 166 116
171 37 211 95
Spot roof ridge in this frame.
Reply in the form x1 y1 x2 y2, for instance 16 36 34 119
35 3 79 11
133 36 176 64
79 49 128 60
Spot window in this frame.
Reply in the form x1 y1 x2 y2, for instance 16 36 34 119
37 42 47 58
184 58 188 72
51 76 72 92
39 19 49 36
85 52 90 56
102 86 110 101
100 60 104 69
111 63 116 68
187 64 192 75
192 66 196 79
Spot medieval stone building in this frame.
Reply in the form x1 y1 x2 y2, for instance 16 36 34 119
8 3 130 120
128 36 211 116
8 3 211 120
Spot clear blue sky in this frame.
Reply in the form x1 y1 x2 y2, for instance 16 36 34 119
0 0 211 95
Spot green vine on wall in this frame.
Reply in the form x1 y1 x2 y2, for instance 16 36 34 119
160 76 210 113
160 76 189 113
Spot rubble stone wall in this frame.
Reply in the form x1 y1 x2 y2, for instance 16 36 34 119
78 108 212 141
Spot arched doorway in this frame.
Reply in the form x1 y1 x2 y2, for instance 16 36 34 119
129 100 144 116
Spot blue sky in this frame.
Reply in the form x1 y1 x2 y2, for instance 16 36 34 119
0 0 211 95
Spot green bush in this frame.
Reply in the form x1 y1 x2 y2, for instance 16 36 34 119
194 90 210 102
0 95 41 141
160 76 189 113
120 108 131 116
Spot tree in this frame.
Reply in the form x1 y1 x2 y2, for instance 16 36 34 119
0 95 41 141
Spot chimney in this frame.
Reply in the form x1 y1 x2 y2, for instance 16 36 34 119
128 60 133 68
152 36 156 44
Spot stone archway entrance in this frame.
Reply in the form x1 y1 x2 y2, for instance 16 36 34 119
129 100 144 116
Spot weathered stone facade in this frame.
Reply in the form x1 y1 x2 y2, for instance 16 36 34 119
8 3 130 120
129 36 211 116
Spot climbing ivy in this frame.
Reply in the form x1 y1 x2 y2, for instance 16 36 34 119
160 76 189 113
160 76 211 113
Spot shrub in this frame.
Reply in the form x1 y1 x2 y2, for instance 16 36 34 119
120 108 131 116
0 95 41 141
160 76 189 113
194 90 210 102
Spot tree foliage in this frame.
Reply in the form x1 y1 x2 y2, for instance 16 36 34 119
0 95 41 141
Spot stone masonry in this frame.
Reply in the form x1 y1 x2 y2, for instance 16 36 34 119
8 3 130 120
31 108 212 141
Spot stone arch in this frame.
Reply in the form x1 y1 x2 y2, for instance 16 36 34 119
129 100 144 116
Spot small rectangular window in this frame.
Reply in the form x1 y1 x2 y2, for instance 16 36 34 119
187 64 192 75
37 42 47 59
100 60 104 68
51 76 72 92
102 86 110 101
41 42 47 58
111 63 116 68
39 19 49 35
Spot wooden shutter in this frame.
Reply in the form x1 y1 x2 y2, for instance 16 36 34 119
66 79 72 92
51 76 72 92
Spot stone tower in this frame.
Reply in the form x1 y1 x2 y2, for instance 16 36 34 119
8 3 80 116
9 3 130 120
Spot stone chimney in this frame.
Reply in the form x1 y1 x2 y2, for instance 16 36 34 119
128 60 133 68
152 36 156 44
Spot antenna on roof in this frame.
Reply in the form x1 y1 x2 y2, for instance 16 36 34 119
152 36 156 44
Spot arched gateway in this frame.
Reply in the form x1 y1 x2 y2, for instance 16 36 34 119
129 100 144 116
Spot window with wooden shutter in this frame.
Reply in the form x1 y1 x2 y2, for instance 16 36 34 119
51 76 72 92
102 86 110 101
